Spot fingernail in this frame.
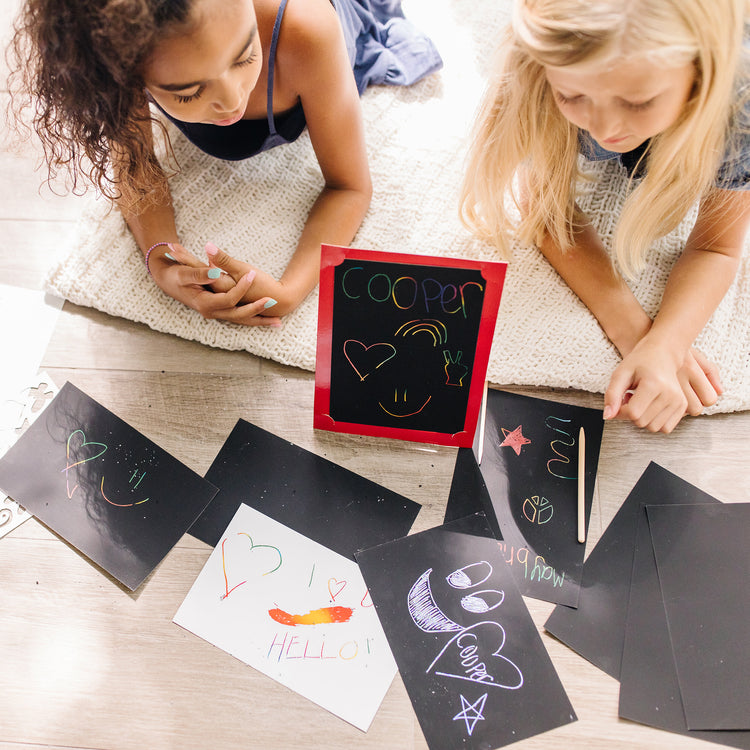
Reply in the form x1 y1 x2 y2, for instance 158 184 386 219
207 268 221 279
244 270 257 284
205 242 219 256
164 253 177 261
603 405 613 420
263 298 278 309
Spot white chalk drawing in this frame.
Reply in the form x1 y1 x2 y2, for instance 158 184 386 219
453 692 488 736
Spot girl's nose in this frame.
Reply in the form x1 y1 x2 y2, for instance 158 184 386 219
211 77 244 114
586 104 622 143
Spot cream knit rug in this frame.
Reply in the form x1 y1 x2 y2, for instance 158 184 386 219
45 0 750 414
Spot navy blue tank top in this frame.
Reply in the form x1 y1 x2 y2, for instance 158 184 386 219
157 0 306 161
152 0 443 161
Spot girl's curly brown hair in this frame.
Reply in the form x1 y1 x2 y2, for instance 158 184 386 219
7 0 192 208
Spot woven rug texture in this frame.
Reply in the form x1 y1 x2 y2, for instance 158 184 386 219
44 0 750 414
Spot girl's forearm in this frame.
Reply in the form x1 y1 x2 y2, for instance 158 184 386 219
273 182 371 314
646 188 749 360
647 246 740 357
538 216 652 355
120 199 179 256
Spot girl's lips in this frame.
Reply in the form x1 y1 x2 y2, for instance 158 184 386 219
212 111 244 126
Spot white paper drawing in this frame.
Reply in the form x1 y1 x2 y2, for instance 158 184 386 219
173 503 396 731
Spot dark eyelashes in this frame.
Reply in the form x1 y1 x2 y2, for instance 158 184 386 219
235 51 259 68
623 99 655 112
173 51 258 104
553 90 655 111
553 91 579 105
176 87 205 104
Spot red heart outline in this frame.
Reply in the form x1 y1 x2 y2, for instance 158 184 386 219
328 577 347 601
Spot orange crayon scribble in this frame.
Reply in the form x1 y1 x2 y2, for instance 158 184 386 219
268 606 354 626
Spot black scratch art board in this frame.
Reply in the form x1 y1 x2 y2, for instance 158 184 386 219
356 523 576 750
619 493 750 747
447 389 603 607
646 502 750 731
189 419 421 555
544 462 729 686
0 382 218 590
314 245 506 447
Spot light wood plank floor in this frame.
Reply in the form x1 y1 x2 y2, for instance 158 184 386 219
2 8 749 750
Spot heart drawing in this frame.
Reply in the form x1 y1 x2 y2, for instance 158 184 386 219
220 532 283 600
343 340 396 381
426 620 524 690
62 429 108 498
328 577 347 601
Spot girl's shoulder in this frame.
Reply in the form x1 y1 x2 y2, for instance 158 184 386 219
270 0 348 99
257 0 340 56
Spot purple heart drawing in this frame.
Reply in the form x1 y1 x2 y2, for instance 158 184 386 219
426 620 524 690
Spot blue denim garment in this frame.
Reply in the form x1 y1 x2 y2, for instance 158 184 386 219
578 105 750 191
338 0 444 93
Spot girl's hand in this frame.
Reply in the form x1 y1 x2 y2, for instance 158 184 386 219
604 341 721 433
158 242 235 293
148 244 281 326
678 348 723 415
204 243 305 316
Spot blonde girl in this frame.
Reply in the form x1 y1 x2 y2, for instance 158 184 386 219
461 0 750 433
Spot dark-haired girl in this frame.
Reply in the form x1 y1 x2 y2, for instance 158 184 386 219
9 0 441 323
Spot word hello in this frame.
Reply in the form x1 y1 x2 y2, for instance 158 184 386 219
266 631 372 663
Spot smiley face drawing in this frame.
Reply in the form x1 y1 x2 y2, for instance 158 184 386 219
406 561 524 692
335 319 473 433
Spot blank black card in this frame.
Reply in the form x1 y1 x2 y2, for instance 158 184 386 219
189 419 421 558
0 382 218 590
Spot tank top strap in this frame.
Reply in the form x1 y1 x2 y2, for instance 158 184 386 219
266 0 291 136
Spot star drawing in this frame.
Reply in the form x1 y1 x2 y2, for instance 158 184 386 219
500 425 531 456
453 692 488 736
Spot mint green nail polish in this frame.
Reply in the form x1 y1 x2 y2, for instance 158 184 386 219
207 268 221 280
263 298 278 309
164 253 176 261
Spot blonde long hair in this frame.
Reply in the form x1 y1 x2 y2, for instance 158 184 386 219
461 0 749 274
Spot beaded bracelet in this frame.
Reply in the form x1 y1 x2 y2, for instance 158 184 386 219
145 241 174 277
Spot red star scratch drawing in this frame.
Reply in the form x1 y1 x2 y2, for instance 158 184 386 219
500 426 531 456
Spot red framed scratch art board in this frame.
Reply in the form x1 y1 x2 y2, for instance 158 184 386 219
314 245 507 447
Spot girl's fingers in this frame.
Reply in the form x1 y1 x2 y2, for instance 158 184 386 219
173 265 279 326
683 386 705 417
603 365 634 420
224 270 258 304
660 408 685 435
189 289 280 326
686 374 717 410
205 242 250 278
689 348 723 397
167 242 205 268
224 270 279 312
619 382 685 432
220 303 282 326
